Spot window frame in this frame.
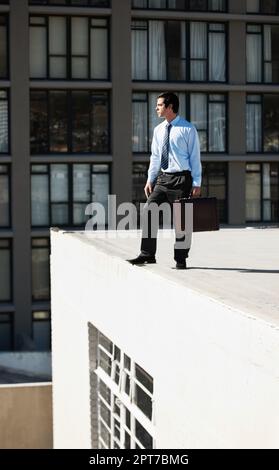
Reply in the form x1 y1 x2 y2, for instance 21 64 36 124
0 163 11 228
131 19 228 83
0 312 14 351
30 89 111 154
246 162 279 222
31 237 50 302
132 0 227 12
31 162 111 228
0 14 9 80
29 0 111 7
0 88 10 155
31 309 51 351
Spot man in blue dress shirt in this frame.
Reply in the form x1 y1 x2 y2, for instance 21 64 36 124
128 92 202 269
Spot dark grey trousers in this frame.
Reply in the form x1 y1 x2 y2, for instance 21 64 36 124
140 170 193 262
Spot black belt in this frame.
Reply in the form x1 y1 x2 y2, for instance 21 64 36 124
160 170 191 176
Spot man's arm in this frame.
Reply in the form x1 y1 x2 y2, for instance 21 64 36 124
145 128 161 198
188 126 202 197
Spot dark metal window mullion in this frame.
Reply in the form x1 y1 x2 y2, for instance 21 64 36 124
47 163 51 227
69 164 73 227
68 16 71 80
46 16 50 79
147 20 150 81
206 22 209 82
88 16 90 80
261 94 264 153
68 90 72 153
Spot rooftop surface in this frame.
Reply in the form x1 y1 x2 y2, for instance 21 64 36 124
63 227 279 327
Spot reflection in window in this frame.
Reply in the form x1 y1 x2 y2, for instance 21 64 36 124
247 24 279 84
30 90 110 154
32 311 51 351
246 162 279 222
246 94 279 153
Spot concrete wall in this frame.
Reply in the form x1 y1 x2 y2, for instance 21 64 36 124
0 383 53 449
51 231 279 449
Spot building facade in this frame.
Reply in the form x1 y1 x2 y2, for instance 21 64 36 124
0 0 279 351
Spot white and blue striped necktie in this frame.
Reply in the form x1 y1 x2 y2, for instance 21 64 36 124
161 123 172 170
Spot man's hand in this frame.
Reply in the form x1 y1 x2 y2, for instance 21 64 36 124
191 186 201 198
144 182 153 199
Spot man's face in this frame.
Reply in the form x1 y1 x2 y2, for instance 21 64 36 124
156 98 168 119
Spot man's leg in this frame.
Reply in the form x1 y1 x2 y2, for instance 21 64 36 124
140 186 167 257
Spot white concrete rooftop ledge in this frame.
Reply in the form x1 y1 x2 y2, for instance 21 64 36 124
51 228 279 449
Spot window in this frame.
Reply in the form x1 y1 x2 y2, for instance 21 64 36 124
32 238 50 301
246 163 279 222
0 313 13 351
0 90 8 153
246 94 279 153
247 24 279 84
30 16 109 80
89 324 155 449
30 90 110 154
0 238 12 302
32 311 51 351
29 1 110 7
202 162 227 223
31 163 110 227
247 0 279 14
132 92 227 153
132 0 226 11
0 164 10 227
132 20 227 82
0 15 8 79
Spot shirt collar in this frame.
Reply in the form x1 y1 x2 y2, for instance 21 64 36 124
165 115 180 127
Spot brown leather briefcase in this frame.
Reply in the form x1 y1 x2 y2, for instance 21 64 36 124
173 197 219 233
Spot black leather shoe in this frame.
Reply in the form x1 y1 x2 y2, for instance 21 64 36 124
127 255 156 265
175 260 187 270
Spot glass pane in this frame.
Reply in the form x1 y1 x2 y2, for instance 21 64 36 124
190 22 207 81
100 401 111 427
91 93 109 152
30 26 47 78
263 94 279 152
49 17 67 55
72 91 90 152
0 97 8 153
73 164 90 201
49 57 67 79
209 102 226 152
0 247 11 301
99 379 111 405
72 57 88 79
49 91 68 152
0 322 12 351
270 26 279 83
92 173 109 219
247 33 262 82
209 32 225 82
166 21 185 81
33 321 50 351
99 332 113 353
30 91 48 154
32 245 50 300
72 17 88 55
51 165 68 202
135 385 152 420
73 203 88 225
90 27 108 79
0 173 9 226
149 92 161 147
133 100 148 152
247 0 259 13
51 204 69 225
246 102 262 152
149 21 166 80
31 174 49 226
190 93 207 130
246 170 261 221
135 420 152 449
135 364 153 393
0 24 7 78
132 21 148 80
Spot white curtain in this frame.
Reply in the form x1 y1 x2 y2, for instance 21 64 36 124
32 174 49 226
149 21 166 80
0 99 8 153
246 171 261 221
190 93 207 151
209 102 225 152
132 21 148 80
190 22 207 81
49 17 67 78
133 100 148 152
149 92 161 147
247 33 262 82
246 102 262 152
209 32 225 81
264 26 272 83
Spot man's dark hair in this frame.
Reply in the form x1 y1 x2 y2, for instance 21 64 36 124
158 92 179 114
